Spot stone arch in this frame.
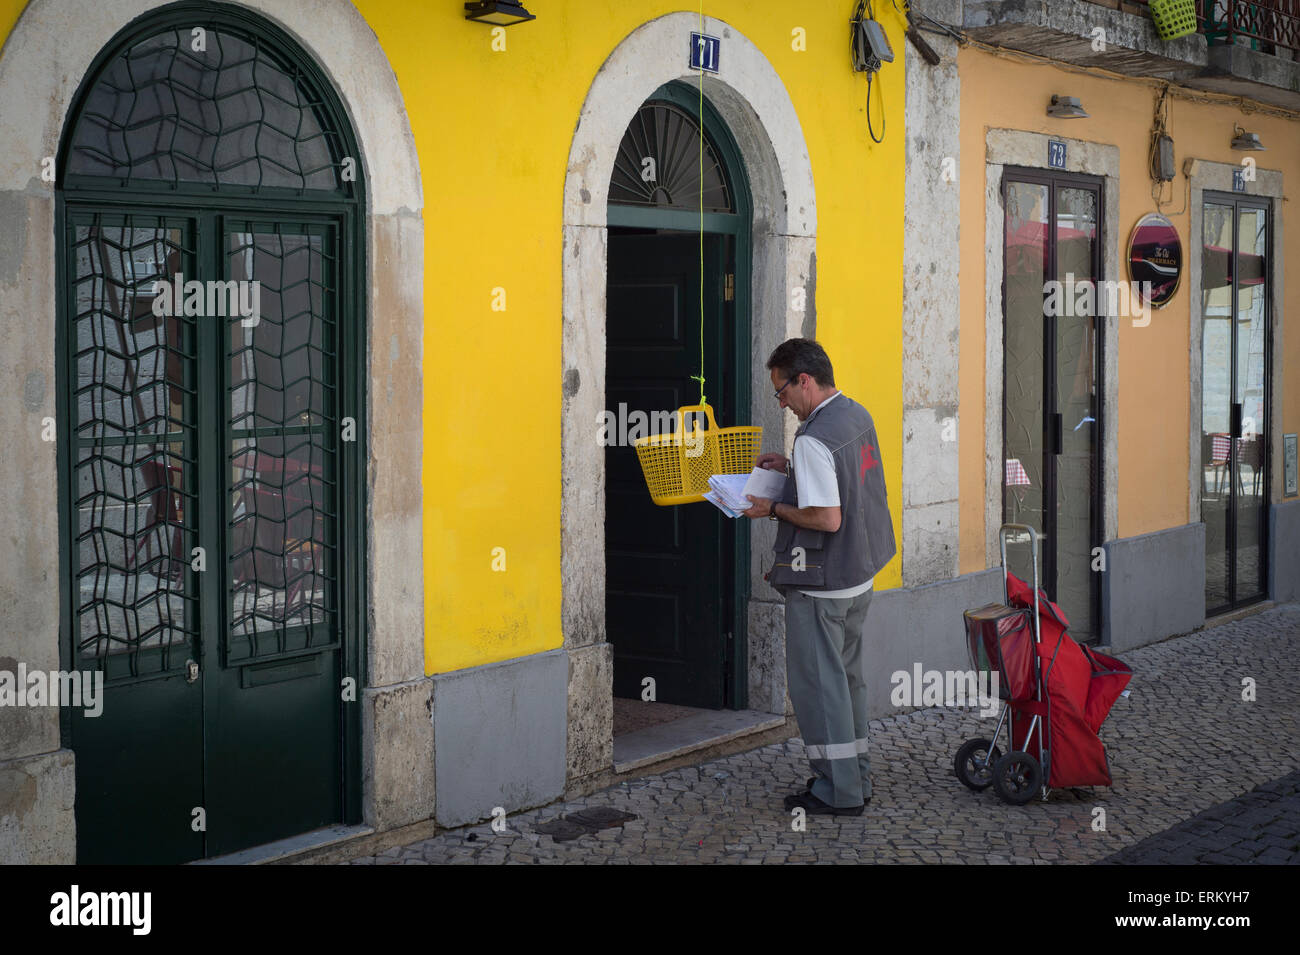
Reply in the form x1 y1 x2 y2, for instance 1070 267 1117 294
560 12 816 785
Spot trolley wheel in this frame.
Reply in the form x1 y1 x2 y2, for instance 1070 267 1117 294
953 738 1003 791
992 751 1043 805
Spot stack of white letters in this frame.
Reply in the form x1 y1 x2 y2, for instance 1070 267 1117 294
702 467 786 518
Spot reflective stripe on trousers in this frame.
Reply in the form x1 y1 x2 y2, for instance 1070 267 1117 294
804 737 870 761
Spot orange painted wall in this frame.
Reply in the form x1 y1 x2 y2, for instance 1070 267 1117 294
958 46 1300 573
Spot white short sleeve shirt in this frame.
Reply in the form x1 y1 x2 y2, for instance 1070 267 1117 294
791 392 874 599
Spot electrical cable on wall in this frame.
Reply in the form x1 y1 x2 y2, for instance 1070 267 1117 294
852 0 894 143
1149 85 1188 217
866 67 885 144
1150 85 1172 211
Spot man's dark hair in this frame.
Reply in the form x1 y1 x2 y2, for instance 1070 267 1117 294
766 338 835 387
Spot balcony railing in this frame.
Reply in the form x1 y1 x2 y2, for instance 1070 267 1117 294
1122 0 1300 56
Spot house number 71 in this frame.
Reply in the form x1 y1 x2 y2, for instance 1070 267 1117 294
691 32 720 74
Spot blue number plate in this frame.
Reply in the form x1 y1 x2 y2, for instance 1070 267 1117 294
1048 140 1067 169
690 32 720 74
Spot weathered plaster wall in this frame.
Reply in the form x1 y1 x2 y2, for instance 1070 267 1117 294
902 0 962 587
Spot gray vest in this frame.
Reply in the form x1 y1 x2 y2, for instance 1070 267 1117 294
768 393 897 592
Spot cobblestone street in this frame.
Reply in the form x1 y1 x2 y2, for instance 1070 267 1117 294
1099 768 1300 865
340 603 1300 865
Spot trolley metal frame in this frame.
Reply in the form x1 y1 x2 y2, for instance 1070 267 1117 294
991 523 1049 800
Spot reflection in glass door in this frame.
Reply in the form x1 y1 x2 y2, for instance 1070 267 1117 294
1201 197 1270 613
1003 171 1103 641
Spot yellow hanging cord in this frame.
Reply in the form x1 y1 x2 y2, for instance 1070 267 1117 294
690 1 707 407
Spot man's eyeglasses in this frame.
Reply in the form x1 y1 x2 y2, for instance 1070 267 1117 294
774 375 798 400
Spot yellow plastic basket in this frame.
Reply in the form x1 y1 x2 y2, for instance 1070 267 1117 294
633 404 762 506
1149 0 1197 41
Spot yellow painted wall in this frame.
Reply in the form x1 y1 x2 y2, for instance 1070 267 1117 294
343 2 908 672
0 0 20 45
958 46 1300 574
0 0 904 675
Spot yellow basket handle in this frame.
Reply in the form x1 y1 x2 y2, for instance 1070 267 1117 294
675 403 718 436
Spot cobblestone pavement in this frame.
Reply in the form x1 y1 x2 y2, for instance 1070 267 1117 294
340 603 1300 864
1098 768 1300 865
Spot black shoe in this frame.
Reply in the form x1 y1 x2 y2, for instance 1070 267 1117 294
801 776 872 800
783 790 865 816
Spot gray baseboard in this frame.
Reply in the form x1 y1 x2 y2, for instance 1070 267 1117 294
1103 523 1206 652
864 568 1004 719
430 649 568 828
1272 500 1300 603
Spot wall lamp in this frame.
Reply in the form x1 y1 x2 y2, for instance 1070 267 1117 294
1230 126 1265 150
1047 95 1089 119
464 1 535 26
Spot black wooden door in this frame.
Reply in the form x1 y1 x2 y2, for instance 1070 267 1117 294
606 231 732 708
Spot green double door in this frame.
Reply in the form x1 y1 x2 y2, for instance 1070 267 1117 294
64 207 353 863
605 230 741 708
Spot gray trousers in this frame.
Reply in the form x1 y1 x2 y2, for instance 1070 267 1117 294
784 587 875 807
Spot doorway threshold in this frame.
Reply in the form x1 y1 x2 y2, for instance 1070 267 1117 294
1205 599 1275 629
613 708 786 774
193 824 374 865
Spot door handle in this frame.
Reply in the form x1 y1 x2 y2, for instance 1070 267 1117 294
1050 413 1063 455
1230 402 1242 440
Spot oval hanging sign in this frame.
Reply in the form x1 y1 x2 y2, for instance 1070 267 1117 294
1127 212 1182 308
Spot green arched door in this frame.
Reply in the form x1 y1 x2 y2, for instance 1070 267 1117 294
57 6 364 863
